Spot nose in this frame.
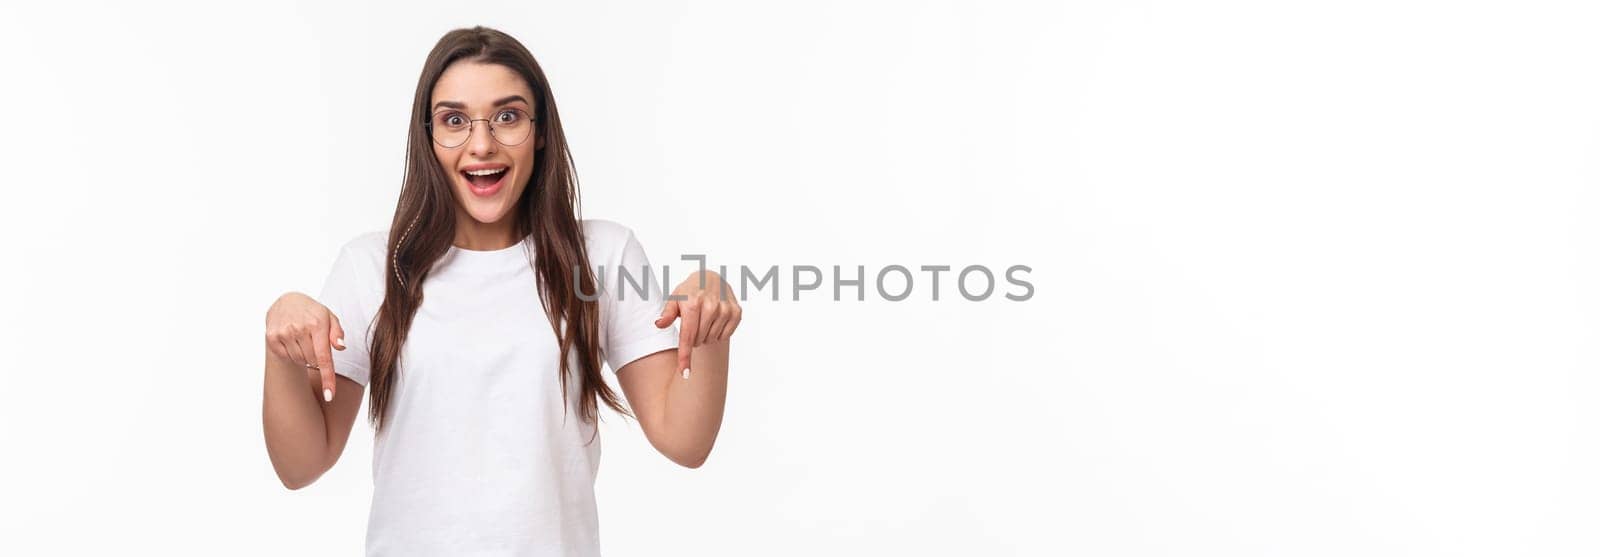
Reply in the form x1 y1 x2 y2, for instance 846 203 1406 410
467 119 497 158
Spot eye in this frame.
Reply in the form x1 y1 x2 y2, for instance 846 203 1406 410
494 109 523 124
437 112 467 128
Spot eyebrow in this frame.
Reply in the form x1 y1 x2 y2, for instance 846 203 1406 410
432 95 531 112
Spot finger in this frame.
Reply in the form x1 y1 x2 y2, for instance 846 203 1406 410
271 333 295 364
654 300 680 329
329 314 347 351
677 302 700 373
696 301 720 346
308 329 336 403
289 336 312 368
715 306 742 342
698 303 724 346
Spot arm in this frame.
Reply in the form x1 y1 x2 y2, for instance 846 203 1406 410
615 271 740 468
616 343 729 468
261 292 366 489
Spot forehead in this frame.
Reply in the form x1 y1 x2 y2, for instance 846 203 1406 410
431 61 534 108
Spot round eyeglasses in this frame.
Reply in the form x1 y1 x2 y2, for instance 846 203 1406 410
426 108 536 148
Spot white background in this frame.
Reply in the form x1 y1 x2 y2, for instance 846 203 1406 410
2 1 1597 555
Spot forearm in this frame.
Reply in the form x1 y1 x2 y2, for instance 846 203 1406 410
262 354 332 489
658 341 730 467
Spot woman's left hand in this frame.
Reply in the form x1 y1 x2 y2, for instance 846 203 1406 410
654 270 741 374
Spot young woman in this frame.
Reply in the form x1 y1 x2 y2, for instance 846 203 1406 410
261 26 739 555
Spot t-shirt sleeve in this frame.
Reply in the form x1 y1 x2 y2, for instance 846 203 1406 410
316 239 377 386
602 228 681 373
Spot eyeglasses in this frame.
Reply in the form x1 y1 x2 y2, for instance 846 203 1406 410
425 108 536 148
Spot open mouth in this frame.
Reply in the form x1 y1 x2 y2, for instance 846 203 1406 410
461 166 509 196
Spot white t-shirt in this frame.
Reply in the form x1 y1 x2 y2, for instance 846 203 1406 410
316 219 679 556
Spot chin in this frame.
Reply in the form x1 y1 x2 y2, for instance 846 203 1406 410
463 204 513 225
453 181 516 219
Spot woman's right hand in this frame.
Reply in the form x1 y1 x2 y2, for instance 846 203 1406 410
266 292 346 403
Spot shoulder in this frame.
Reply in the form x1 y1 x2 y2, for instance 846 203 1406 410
344 228 389 250
582 218 664 269
318 229 389 314
581 218 635 245
581 218 638 257
335 228 391 278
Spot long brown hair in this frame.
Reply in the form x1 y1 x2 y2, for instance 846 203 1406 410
367 26 626 432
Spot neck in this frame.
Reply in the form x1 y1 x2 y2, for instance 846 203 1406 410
452 209 520 251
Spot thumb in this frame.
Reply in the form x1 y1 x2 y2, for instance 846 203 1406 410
654 300 679 329
329 313 347 351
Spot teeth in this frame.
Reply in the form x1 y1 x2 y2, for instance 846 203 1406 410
465 168 507 176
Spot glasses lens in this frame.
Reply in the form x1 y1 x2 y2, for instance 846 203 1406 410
431 112 470 148
490 109 534 147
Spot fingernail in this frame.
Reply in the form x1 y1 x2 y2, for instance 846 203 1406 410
681 368 691 379
323 388 333 402
335 337 346 349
